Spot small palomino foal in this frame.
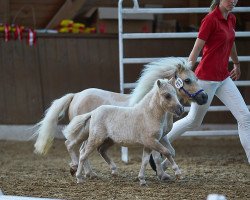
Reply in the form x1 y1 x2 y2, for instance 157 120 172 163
63 79 184 185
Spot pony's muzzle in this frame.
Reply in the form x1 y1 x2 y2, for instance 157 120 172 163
194 91 208 105
175 104 184 117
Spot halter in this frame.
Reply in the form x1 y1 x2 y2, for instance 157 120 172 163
174 76 204 98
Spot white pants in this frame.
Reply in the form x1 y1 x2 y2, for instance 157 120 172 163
166 77 250 163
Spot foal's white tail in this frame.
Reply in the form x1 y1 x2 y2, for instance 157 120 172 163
63 113 91 142
34 93 75 155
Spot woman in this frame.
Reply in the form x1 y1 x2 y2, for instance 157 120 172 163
165 0 250 163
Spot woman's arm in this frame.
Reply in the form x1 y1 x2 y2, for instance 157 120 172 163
230 42 241 80
188 38 205 68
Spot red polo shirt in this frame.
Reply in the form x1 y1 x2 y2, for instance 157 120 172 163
195 6 236 81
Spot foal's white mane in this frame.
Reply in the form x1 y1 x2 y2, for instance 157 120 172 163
129 57 192 106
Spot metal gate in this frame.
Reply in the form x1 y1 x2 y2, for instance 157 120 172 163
118 0 250 162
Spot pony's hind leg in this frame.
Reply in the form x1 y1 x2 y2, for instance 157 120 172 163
65 139 79 176
76 134 106 184
138 147 151 186
76 140 97 184
97 138 117 175
79 141 97 179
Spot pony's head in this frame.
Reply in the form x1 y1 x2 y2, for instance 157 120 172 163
173 60 208 105
129 57 208 106
156 79 184 117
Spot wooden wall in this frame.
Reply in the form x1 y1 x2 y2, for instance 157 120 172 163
0 0 249 29
0 34 119 124
0 34 250 124
0 0 250 124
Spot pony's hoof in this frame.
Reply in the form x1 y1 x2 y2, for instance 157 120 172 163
76 177 84 184
70 167 77 176
85 171 97 179
175 170 183 180
111 169 118 176
159 173 171 181
140 180 148 186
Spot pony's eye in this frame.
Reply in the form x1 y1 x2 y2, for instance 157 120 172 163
184 78 191 84
165 94 171 99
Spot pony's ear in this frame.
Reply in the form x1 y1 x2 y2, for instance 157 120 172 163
168 77 174 84
157 79 162 88
174 71 178 79
177 64 182 70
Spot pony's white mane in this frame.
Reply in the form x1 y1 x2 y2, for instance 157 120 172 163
129 57 191 106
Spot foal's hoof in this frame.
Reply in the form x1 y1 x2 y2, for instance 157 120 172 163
76 177 85 184
70 167 77 176
85 171 98 179
111 169 118 176
158 173 171 181
175 170 183 180
139 180 148 186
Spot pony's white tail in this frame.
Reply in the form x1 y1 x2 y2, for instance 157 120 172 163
63 113 91 142
34 93 75 155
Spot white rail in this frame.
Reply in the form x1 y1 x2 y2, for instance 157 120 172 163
123 31 250 39
122 56 250 64
122 7 250 14
118 0 250 162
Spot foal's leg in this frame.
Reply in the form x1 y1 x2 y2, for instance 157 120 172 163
76 140 97 183
151 150 170 181
159 136 174 172
148 140 182 179
65 139 96 178
97 139 117 175
149 113 175 179
138 147 151 186
79 141 97 179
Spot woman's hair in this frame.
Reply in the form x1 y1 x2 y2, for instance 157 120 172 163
210 0 220 12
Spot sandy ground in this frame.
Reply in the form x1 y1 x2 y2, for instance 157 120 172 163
0 137 249 200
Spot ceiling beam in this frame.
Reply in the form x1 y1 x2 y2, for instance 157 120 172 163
46 0 87 29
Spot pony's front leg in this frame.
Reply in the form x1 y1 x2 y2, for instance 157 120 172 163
151 150 170 181
149 140 182 180
162 113 175 157
159 136 175 172
138 147 151 186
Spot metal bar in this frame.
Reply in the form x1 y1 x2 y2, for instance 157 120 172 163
122 7 250 14
124 81 250 90
123 31 250 39
182 130 238 137
185 105 250 112
118 0 129 164
132 0 139 9
118 0 124 94
122 56 250 64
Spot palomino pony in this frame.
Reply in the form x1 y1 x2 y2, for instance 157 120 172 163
34 57 208 180
63 79 184 185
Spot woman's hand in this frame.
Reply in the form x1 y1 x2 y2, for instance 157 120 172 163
230 63 241 80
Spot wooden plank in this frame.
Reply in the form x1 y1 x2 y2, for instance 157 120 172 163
11 0 64 5
46 0 87 29
0 0 10 23
189 0 199 27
